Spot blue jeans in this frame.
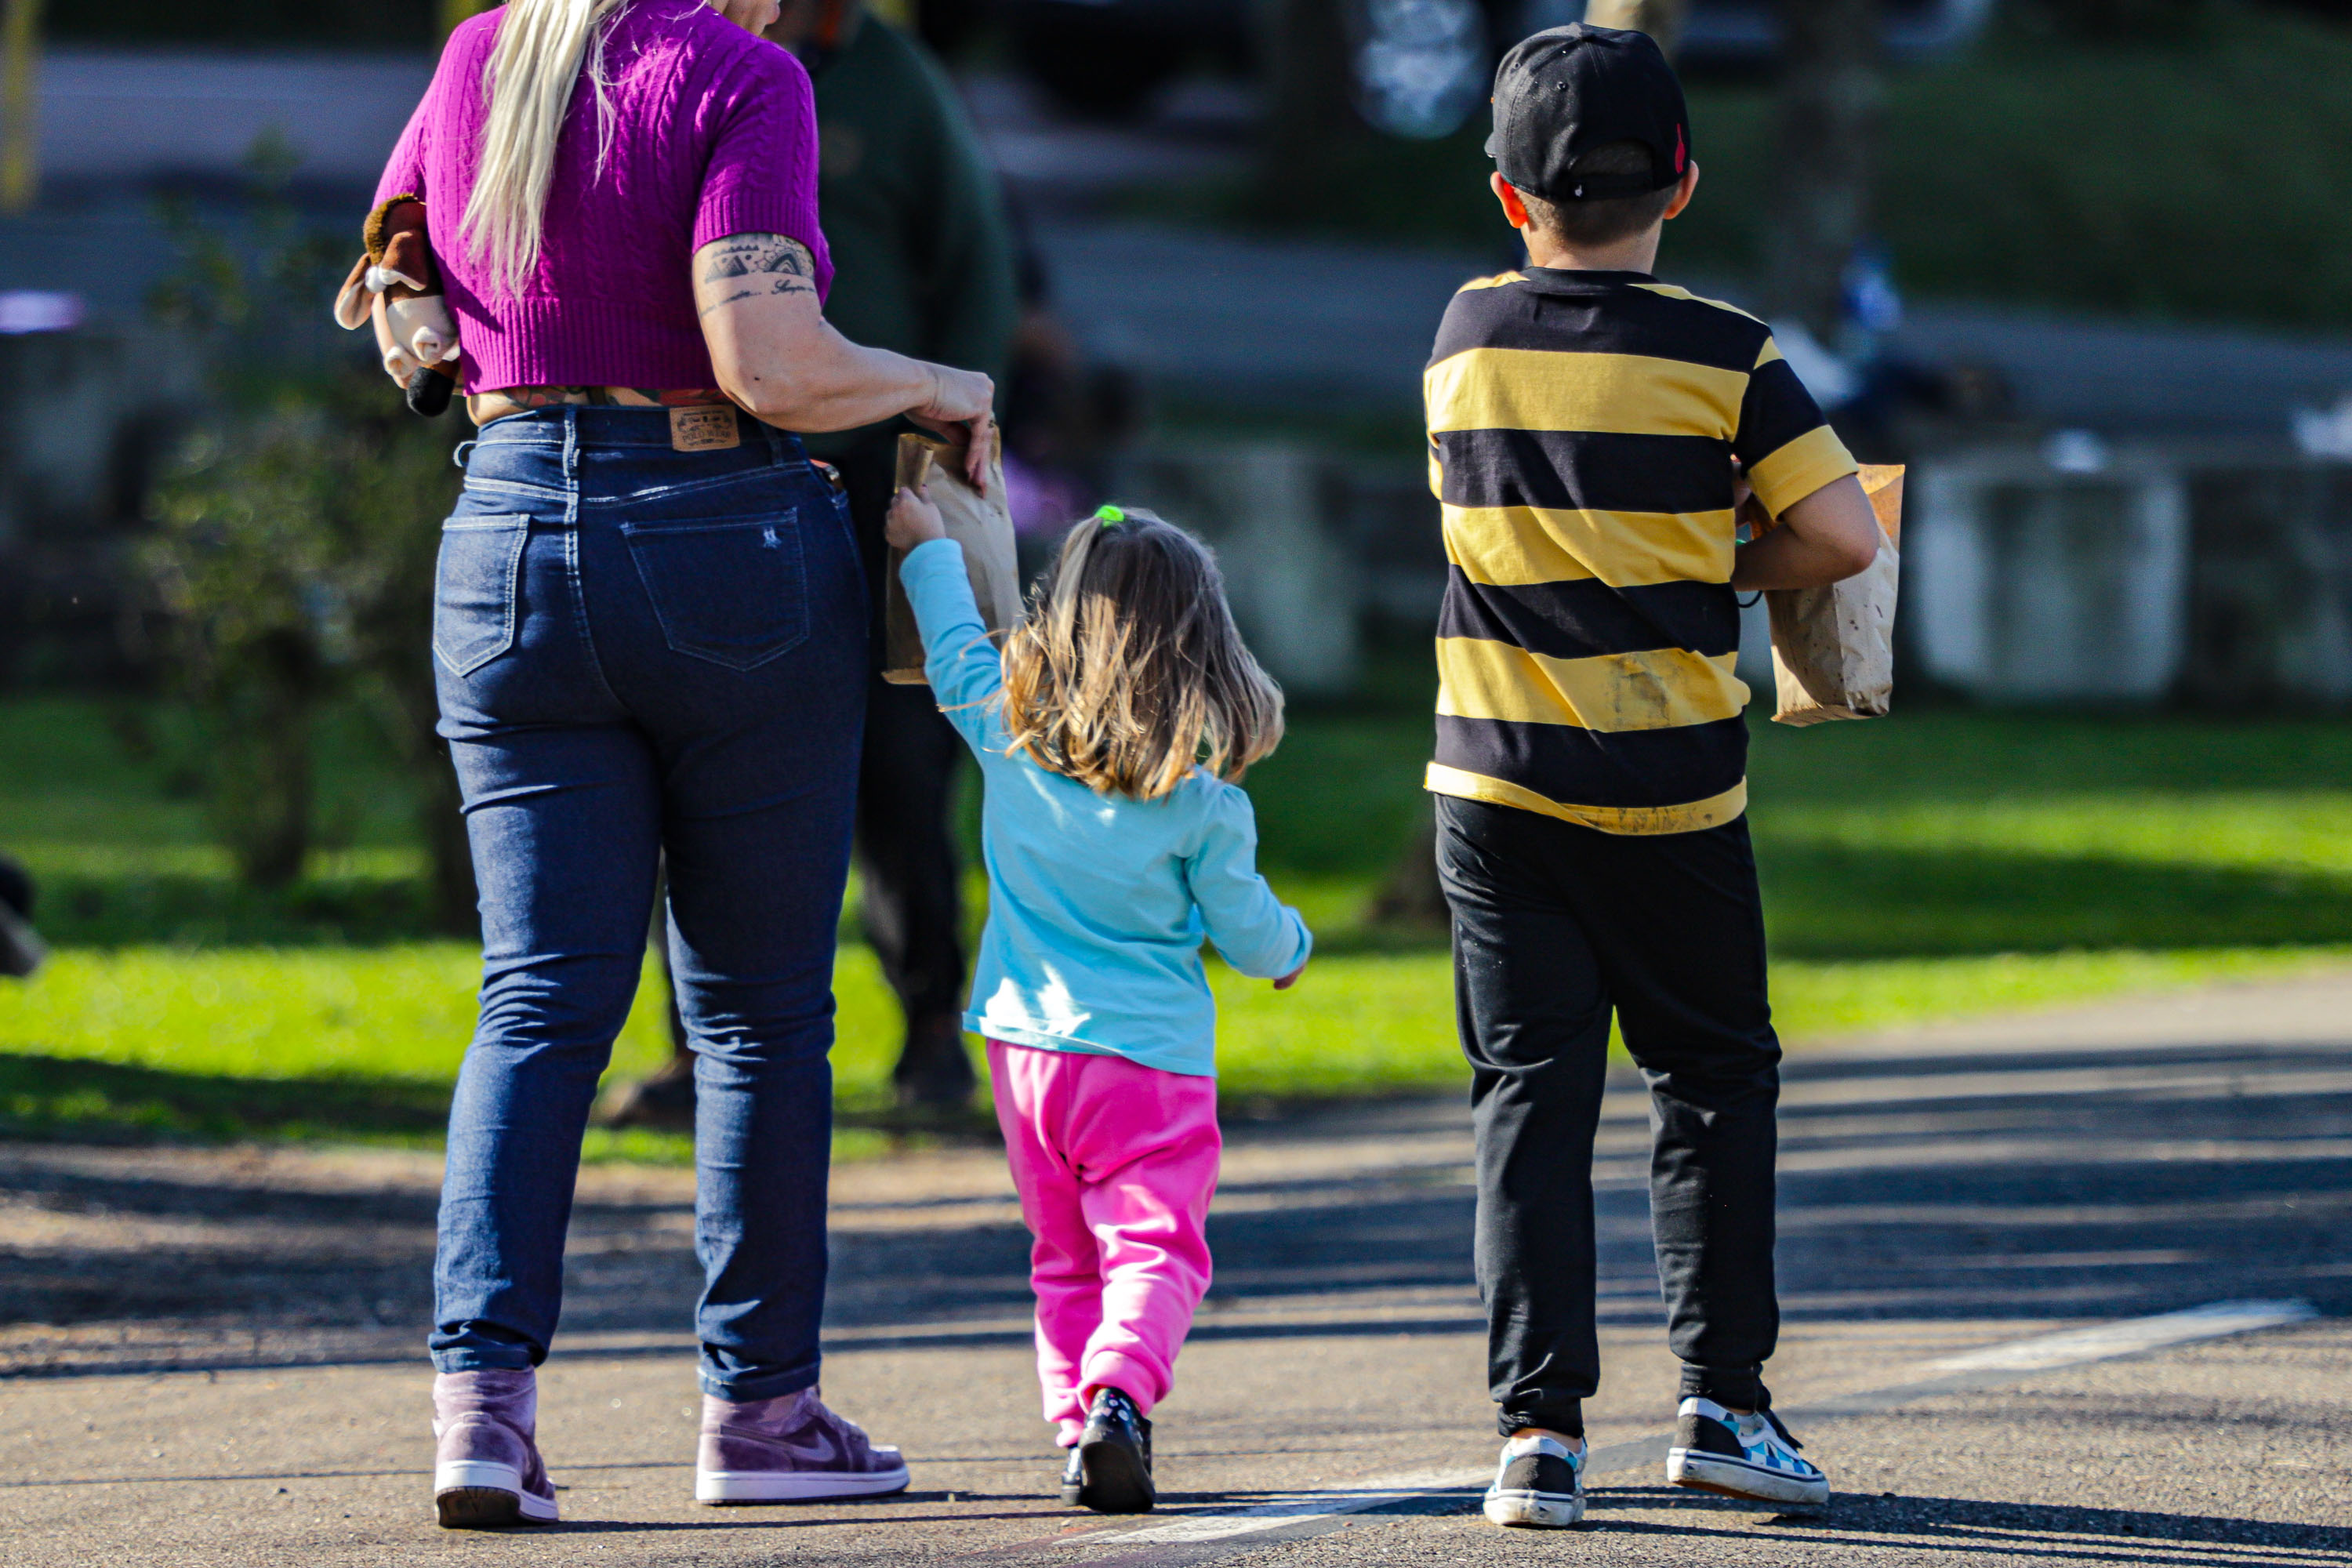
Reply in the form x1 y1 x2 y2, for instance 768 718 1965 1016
427 406 865 1401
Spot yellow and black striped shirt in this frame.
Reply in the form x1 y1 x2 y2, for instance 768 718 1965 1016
1423 267 1857 835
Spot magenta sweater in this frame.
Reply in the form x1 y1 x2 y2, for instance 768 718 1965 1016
375 0 833 394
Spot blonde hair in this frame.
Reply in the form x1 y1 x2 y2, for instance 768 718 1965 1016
459 0 627 296
1000 510 1285 802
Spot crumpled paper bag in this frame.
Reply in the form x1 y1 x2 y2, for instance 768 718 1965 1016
882 429 1023 684
1765 463 1904 726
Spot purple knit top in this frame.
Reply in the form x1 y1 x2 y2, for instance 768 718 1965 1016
376 0 833 394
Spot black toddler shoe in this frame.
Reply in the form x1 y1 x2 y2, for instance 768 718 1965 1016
1067 1387 1154 1513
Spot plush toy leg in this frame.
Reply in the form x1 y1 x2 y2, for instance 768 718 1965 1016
372 295 419 382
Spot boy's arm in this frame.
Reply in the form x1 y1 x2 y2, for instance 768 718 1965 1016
1185 788 1312 981
898 539 1007 753
1730 334 1878 590
1731 474 1880 590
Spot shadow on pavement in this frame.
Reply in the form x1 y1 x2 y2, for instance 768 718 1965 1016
2 1035 2347 1376
1592 1485 2352 1565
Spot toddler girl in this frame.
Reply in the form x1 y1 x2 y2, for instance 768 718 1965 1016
885 490 1312 1515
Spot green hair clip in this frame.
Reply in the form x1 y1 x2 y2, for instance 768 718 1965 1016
1094 504 1125 528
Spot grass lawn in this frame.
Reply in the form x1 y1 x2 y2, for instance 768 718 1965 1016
4 697 2351 1152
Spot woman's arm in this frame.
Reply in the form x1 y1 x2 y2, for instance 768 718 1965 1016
695 233 996 488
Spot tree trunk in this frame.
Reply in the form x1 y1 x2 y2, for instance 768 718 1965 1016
419 742 478 938
1766 0 1882 343
368 666 478 937
1261 0 1379 186
216 631 319 891
1582 0 1690 56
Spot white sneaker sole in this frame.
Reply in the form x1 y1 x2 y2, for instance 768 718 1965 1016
696 1463 912 1504
434 1460 559 1525
1667 1447 1831 1506
1483 1486 1584 1528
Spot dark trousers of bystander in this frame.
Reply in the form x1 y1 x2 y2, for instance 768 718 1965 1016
835 434 974 1103
1436 794 1783 1439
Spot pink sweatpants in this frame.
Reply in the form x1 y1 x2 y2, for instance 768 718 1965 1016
987 1039 1221 1445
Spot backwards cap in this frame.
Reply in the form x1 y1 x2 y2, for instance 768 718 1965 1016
1486 24 1690 204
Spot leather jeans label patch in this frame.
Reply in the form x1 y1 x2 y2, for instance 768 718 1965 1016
670 405 742 452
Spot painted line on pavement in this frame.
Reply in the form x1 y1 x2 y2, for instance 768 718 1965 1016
1084 1469 1484 1548
1011 1298 2321 1563
1925 1298 2318 1373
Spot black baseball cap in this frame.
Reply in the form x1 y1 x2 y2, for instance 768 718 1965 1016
1485 24 1690 204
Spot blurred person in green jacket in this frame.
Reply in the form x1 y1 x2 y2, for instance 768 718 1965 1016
604 0 1018 1123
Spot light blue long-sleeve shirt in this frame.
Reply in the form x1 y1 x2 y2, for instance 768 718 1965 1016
899 537 1312 1076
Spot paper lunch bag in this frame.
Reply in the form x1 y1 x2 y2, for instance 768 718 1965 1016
1762 463 1904 726
881 429 1024 685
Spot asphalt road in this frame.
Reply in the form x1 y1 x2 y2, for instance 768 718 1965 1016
4 972 2351 1566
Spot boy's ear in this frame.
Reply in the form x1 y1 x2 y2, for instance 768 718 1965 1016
1490 173 1534 232
1663 161 1701 222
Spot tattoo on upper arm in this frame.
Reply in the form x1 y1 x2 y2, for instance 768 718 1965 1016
697 234 817 315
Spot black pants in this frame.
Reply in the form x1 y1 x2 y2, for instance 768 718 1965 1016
1437 795 1781 1438
835 435 968 1028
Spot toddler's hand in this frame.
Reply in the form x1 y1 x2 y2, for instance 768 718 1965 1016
887 484 946 550
1273 964 1305 991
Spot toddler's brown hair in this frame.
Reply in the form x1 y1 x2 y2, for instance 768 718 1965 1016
1000 507 1283 801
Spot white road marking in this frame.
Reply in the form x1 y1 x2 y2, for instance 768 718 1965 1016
1928 1298 2318 1374
1087 1468 1483 1546
1074 1300 2321 1552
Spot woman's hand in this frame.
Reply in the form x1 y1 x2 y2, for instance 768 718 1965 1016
1273 963 1306 992
887 484 946 550
909 365 997 493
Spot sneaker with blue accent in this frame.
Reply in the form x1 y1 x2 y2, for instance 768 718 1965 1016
1665 1397 1830 1506
1483 1432 1584 1527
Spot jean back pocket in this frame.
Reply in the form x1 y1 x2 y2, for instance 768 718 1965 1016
621 510 809 670
434 514 531 677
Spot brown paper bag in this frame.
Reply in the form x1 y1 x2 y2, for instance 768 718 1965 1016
881 429 1023 685
1763 464 1904 726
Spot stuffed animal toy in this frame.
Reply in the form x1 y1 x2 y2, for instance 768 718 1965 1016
332 194 462 417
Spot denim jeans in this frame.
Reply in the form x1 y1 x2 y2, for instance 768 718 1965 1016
1436 795 1782 1437
427 405 865 1401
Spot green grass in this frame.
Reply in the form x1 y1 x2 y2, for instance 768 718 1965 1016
1199 6 2352 334
5 697 2352 1152
8 941 2342 1145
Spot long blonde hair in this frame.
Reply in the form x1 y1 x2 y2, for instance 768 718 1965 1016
459 0 627 296
1000 509 1285 801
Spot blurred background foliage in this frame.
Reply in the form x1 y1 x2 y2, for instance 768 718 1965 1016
1208 2 2352 331
7 0 2352 1157
125 164 474 921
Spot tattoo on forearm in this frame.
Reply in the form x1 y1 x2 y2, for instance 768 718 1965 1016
697 234 818 315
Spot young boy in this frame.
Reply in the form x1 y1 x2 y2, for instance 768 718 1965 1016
1424 24 1884 1530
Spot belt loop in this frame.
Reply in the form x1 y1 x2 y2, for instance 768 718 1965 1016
452 438 476 471
562 407 581 528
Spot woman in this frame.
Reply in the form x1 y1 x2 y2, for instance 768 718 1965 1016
373 0 993 1529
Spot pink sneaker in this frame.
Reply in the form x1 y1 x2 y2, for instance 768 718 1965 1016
695 1388 910 1504
432 1369 559 1527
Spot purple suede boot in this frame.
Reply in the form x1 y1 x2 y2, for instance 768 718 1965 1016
695 1388 910 1504
433 1369 559 1527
